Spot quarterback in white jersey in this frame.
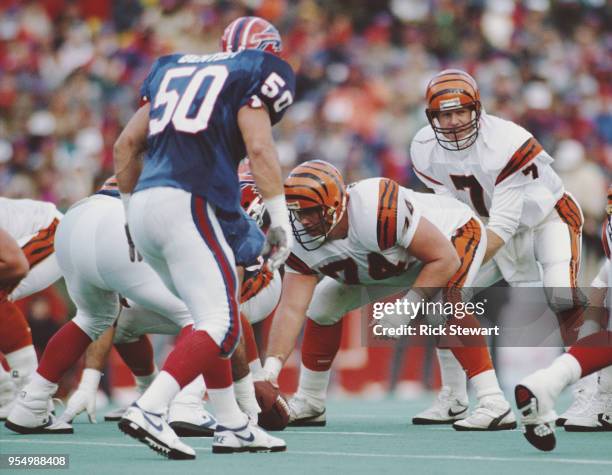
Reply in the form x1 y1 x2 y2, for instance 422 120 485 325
262 160 516 431
411 69 582 293
411 69 585 424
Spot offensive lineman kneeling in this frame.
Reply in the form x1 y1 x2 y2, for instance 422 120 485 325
58 175 281 434
5 175 283 454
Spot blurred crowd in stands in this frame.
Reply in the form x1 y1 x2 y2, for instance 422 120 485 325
1 0 610 335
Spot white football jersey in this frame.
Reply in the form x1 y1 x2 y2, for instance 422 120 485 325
286 177 474 286
411 112 565 243
0 197 59 245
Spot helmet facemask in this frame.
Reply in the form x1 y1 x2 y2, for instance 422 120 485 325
427 105 481 151
288 199 345 251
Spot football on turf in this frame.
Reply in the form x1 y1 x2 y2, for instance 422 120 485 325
254 380 290 431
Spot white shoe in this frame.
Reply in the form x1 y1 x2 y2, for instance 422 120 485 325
104 406 128 421
453 396 516 431
212 417 286 453
515 378 558 451
556 375 596 427
564 390 612 432
118 402 195 460
287 394 326 427
168 396 217 437
412 387 468 425
5 389 73 434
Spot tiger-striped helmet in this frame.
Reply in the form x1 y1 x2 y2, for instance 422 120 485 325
607 184 612 216
284 160 347 250
221 16 282 56
425 69 482 151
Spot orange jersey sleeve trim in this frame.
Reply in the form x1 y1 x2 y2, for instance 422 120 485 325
495 137 543 185
376 179 399 251
21 218 59 269
286 253 317 275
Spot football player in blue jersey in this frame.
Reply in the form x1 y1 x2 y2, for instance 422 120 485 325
113 16 295 458
4 17 294 460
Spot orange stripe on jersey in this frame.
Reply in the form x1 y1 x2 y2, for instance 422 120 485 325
495 137 543 185
601 220 611 259
413 166 444 186
286 253 316 275
376 179 399 251
21 218 59 269
554 194 583 288
447 218 482 290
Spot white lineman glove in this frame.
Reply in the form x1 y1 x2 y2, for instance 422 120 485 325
262 195 293 272
61 369 102 423
263 226 292 272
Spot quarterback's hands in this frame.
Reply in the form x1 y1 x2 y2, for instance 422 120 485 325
61 369 102 423
124 224 142 263
262 225 292 272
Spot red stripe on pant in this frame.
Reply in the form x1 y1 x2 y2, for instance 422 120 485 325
191 196 240 357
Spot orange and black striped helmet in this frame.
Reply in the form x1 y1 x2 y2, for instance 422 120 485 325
284 160 347 250
607 184 612 216
425 69 482 151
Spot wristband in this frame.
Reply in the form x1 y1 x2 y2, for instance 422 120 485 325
79 368 102 391
264 195 289 228
263 356 283 380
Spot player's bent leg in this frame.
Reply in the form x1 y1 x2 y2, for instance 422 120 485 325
289 319 344 427
516 333 612 450
6 280 118 435
287 278 364 427
0 301 37 397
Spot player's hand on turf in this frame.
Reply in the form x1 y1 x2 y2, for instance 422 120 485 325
262 225 292 272
124 224 142 262
61 369 102 423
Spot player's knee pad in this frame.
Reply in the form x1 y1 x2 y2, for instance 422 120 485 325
72 311 116 341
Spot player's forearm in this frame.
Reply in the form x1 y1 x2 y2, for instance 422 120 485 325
412 256 461 298
84 327 115 371
114 104 149 195
266 306 306 364
0 230 29 284
248 142 284 200
483 228 505 263
114 144 143 195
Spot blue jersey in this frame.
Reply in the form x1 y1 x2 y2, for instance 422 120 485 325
135 49 295 213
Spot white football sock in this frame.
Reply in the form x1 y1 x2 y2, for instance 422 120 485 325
172 375 205 405
137 371 180 413
437 349 468 402
207 385 245 427
470 369 504 401
545 353 582 399
296 365 330 407
134 366 158 394
5 345 38 388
